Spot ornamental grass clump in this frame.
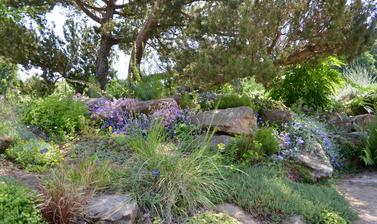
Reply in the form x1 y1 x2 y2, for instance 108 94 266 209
40 158 114 224
122 122 226 223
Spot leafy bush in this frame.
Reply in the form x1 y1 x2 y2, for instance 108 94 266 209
215 94 253 109
134 76 163 100
22 95 89 140
187 211 240 224
0 179 45 224
121 123 226 222
224 127 279 166
6 139 63 172
225 165 356 223
361 116 377 165
270 57 342 110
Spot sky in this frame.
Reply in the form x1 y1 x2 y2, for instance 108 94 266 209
19 6 131 80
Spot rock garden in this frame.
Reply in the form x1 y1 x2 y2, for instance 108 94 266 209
1 1 377 224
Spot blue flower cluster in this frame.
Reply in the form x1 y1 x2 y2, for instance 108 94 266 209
278 115 343 169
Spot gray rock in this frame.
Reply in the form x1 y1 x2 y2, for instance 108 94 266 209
129 98 178 115
261 110 293 124
351 114 375 130
189 107 257 136
336 132 367 146
324 112 353 132
290 142 333 180
0 136 13 154
215 203 259 224
281 215 306 224
84 194 139 224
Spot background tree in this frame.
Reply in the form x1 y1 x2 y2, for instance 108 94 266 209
165 0 377 90
67 0 134 89
0 57 18 96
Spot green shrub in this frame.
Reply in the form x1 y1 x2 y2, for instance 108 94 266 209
134 76 163 100
6 139 63 172
22 95 89 140
215 94 253 109
121 123 226 222
361 116 377 165
20 76 54 97
224 127 279 166
0 179 45 224
105 79 130 98
270 57 342 111
187 211 240 224
225 165 356 223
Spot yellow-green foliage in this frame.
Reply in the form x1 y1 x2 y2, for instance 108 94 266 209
0 179 45 224
187 211 240 224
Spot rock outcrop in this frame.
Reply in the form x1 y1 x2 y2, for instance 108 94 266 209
290 142 333 180
84 194 139 224
261 109 293 124
189 107 257 136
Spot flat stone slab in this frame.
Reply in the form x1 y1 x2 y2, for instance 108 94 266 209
337 172 377 224
84 194 139 224
215 203 259 224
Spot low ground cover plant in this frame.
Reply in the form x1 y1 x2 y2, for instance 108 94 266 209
225 164 356 223
6 139 63 172
0 178 45 224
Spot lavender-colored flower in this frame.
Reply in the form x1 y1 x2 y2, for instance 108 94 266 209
283 133 291 147
296 138 304 145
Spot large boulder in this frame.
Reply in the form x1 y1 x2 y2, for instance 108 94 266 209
351 114 375 130
0 136 13 154
127 98 178 115
290 142 333 180
323 112 353 132
261 109 293 124
188 107 257 136
84 194 139 224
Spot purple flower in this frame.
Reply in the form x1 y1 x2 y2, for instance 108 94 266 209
296 138 304 145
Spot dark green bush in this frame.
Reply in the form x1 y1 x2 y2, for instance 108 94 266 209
0 179 45 224
225 165 356 223
270 57 342 110
22 95 89 140
215 94 253 109
134 76 163 100
224 127 279 166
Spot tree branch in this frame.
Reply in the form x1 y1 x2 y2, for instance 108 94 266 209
81 1 107 12
74 0 102 23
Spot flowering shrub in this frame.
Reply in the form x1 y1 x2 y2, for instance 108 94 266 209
278 115 343 169
89 98 184 134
